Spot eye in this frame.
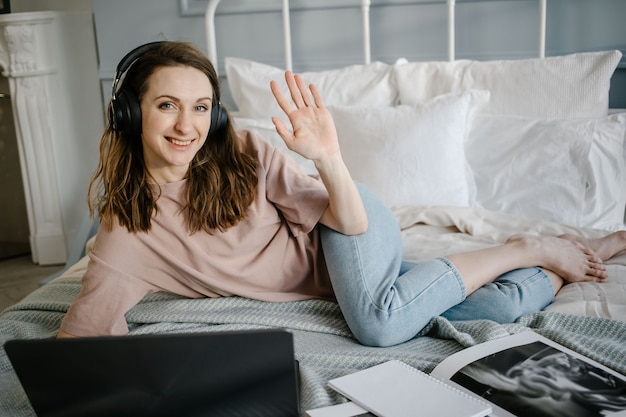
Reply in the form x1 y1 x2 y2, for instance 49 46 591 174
195 104 209 112
159 102 174 110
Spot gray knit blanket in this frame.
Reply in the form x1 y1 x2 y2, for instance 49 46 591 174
2 278 625 417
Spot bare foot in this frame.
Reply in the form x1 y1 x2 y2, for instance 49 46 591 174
559 231 626 261
506 234 607 283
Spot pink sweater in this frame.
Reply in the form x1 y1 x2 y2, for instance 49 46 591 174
61 131 333 336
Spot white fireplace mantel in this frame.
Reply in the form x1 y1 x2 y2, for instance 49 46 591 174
0 11 104 265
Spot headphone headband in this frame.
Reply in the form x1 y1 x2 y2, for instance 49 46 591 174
111 41 164 102
109 41 227 137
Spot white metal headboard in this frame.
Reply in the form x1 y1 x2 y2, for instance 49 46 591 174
204 0 548 74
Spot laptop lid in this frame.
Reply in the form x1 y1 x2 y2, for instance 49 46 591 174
5 329 299 417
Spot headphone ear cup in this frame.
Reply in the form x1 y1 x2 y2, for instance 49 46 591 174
111 89 142 136
209 102 228 137
109 42 164 137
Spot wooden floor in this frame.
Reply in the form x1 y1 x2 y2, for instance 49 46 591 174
0 255 64 312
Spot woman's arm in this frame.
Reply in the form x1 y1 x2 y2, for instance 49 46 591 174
270 72 367 235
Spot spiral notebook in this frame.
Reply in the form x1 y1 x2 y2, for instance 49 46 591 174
328 360 492 417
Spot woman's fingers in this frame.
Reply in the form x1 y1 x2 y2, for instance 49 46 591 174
270 79 294 115
272 71 319 114
293 74 315 108
271 117 291 142
309 83 325 109
285 71 306 109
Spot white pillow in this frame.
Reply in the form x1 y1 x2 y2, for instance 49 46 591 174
582 113 626 230
467 113 626 230
393 50 622 119
233 117 318 175
329 91 489 208
225 57 397 119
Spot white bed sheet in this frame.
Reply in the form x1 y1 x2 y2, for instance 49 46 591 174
394 205 626 322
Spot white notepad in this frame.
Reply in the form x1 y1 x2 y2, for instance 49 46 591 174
328 360 492 417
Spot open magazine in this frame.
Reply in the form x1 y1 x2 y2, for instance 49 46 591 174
307 331 626 417
431 331 626 417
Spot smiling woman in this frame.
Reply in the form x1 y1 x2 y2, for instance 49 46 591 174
91 41 257 235
139 66 213 183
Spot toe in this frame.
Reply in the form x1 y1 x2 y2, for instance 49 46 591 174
588 263 607 280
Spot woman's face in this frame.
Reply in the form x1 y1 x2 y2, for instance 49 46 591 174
140 65 214 183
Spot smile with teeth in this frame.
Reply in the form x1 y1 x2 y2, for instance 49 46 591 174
167 137 195 146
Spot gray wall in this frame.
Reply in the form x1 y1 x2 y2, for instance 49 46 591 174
91 0 626 109
11 0 626 109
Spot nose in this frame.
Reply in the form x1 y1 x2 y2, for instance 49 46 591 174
174 109 193 134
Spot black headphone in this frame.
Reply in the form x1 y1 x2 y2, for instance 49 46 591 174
109 41 227 137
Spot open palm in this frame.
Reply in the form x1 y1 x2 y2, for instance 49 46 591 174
270 71 340 162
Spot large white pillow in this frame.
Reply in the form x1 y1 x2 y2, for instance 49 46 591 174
582 113 626 231
393 50 622 119
467 113 626 230
225 57 397 119
329 91 489 208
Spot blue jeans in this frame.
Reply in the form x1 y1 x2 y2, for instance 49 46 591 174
320 184 554 347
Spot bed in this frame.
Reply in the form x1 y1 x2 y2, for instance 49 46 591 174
2 1 626 416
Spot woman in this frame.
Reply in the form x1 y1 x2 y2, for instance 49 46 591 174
58 41 626 346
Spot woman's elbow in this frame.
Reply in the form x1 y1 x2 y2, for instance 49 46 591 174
342 215 368 235
320 208 368 235
57 329 77 338
352 217 369 235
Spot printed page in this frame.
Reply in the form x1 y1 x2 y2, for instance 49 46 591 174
431 331 626 417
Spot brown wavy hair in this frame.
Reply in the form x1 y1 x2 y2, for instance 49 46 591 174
89 41 258 233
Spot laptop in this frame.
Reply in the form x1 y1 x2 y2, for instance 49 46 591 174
4 329 300 417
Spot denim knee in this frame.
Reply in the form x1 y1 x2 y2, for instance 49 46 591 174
322 184 467 347
348 308 438 348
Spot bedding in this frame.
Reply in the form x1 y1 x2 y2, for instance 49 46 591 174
225 57 397 119
225 50 626 230
327 90 489 208
467 113 626 230
392 50 622 119
2 26 626 417
1 206 625 416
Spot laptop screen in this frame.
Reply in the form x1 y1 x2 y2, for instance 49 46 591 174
5 329 299 417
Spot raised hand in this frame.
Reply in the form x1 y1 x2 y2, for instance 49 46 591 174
269 71 340 163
